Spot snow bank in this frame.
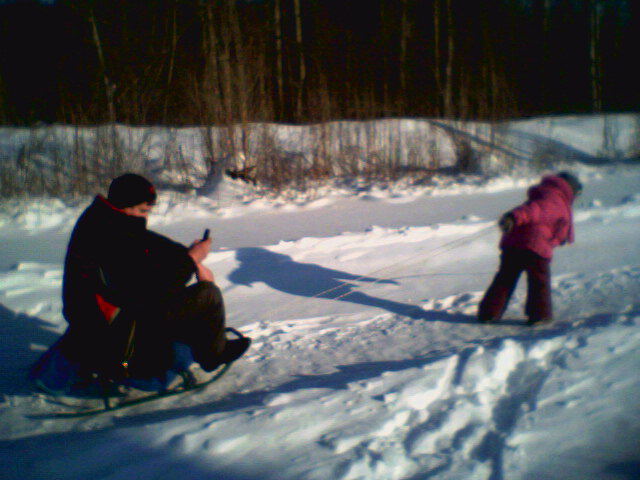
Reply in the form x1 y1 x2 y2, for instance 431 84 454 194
0 115 639 480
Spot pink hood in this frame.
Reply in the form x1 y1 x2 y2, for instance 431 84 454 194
500 175 576 259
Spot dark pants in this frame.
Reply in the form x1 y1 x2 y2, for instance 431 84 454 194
478 248 552 322
119 281 227 377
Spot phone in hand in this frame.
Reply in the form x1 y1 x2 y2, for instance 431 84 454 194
202 228 210 241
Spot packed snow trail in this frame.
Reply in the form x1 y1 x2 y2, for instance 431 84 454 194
0 153 640 480
2 168 639 270
2 276 638 479
2 165 640 479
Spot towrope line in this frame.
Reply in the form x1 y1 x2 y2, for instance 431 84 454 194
325 224 495 302
264 223 497 319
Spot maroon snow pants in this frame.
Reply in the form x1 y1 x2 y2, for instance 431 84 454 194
478 248 552 322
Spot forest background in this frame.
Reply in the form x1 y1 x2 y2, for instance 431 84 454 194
1 0 638 126
0 0 638 199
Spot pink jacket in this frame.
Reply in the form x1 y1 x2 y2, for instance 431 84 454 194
500 175 576 259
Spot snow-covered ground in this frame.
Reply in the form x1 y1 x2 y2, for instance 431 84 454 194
0 116 639 479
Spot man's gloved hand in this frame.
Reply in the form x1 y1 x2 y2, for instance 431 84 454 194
499 212 515 233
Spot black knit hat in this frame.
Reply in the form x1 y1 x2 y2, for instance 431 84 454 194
107 173 157 208
557 171 582 196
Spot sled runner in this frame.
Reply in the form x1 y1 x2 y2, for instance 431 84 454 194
38 364 232 418
29 328 248 418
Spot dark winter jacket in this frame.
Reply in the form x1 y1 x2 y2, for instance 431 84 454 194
500 175 576 259
60 195 196 369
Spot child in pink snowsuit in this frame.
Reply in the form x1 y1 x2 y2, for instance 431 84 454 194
478 172 582 325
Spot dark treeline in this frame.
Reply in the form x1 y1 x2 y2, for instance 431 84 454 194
0 0 637 126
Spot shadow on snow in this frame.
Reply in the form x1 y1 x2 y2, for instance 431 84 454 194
229 247 432 320
0 303 59 396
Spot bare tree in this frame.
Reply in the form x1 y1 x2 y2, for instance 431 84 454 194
443 0 455 118
88 8 116 124
273 0 285 118
399 0 410 111
433 0 442 115
0 73 7 123
590 0 604 112
293 0 306 120
434 0 456 118
162 1 179 123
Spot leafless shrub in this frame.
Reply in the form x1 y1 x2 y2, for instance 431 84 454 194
0 126 71 198
0 124 158 199
427 139 442 171
601 116 622 160
629 115 640 160
250 125 287 191
452 135 482 174
152 128 197 193
307 124 334 180
531 142 565 172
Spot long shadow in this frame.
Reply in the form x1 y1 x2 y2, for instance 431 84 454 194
428 120 630 166
602 462 640 480
228 247 429 320
0 303 59 396
20 306 637 480
50 347 475 428
501 128 614 165
0 427 263 480
54 305 622 428
428 120 530 163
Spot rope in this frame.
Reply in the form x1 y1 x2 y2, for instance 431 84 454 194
263 223 497 318
318 224 495 302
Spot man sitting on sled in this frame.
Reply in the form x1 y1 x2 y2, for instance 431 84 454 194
33 173 250 395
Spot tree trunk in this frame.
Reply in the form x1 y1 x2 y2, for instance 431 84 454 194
443 0 455 118
399 0 409 111
274 0 284 119
163 3 178 123
433 0 442 115
89 10 116 123
590 0 603 112
293 0 306 120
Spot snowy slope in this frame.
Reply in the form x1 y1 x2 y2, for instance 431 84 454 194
0 116 639 480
